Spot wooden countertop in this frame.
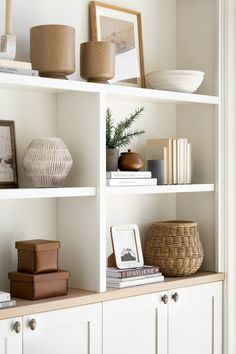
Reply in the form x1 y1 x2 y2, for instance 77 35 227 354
0 271 224 320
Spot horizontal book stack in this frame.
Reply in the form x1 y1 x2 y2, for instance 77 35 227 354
146 138 192 185
106 171 157 186
106 265 164 288
0 291 16 309
0 59 38 76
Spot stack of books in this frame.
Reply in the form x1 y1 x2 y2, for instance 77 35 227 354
0 290 16 309
0 59 38 77
106 171 157 186
106 265 164 288
146 138 192 185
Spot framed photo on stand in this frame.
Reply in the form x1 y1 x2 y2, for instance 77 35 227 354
0 120 18 188
110 224 144 269
90 1 145 87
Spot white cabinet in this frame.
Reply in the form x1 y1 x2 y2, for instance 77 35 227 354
23 303 102 354
168 282 222 354
0 317 22 354
103 282 222 354
103 292 167 354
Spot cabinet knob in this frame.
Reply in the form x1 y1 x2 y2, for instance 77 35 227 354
13 321 21 333
162 294 169 304
29 318 37 331
172 292 179 302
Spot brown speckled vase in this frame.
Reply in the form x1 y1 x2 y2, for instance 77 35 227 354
30 25 75 79
80 41 115 84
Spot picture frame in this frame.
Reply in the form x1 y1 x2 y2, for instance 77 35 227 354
0 120 18 188
90 1 145 88
110 224 144 269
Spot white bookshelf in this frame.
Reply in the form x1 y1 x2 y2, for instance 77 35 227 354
0 0 222 298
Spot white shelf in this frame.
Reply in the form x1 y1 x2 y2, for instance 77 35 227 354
0 187 96 200
0 73 219 105
106 184 215 195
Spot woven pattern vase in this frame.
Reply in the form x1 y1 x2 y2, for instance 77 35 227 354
145 221 204 276
22 138 73 187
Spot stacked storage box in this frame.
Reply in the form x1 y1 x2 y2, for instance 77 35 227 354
8 239 69 300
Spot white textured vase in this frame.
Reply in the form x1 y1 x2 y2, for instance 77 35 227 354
22 137 73 187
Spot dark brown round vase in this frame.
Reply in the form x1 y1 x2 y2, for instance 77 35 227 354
80 41 115 84
118 149 144 171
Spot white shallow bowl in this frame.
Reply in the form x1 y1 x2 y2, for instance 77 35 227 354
146 70 205 93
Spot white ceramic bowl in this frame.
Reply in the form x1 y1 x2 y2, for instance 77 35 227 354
145 70 205 93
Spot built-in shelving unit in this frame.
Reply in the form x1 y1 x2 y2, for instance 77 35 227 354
0 0 222 300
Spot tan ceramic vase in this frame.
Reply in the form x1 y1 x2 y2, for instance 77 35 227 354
30 25 75 79
118 149 144 171
80 41 115 84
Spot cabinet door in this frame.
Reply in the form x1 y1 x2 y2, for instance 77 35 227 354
0 317 22 354
103 292 168 354
168 282 222 354
23 303 102 354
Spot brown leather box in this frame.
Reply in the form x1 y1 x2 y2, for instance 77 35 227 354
8 270 69 300
15 239 60 274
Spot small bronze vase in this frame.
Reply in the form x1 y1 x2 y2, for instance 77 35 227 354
118 149 144 171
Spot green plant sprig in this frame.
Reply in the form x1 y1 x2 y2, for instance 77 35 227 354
106 107 145 149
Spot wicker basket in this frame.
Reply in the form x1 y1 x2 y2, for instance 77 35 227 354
22 137 73 187
144 220 204 276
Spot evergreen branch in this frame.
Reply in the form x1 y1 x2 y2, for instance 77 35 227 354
106 107 145 149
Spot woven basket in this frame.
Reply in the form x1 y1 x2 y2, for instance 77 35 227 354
22 137 73 187
144 220 204 276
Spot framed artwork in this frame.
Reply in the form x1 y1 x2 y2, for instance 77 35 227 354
90 1 145 87
0 120 18 188
110 224 144 269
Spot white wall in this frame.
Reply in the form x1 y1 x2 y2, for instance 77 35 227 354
0 0 176 80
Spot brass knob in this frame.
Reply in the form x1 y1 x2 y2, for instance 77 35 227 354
29 319 37 331
162 294 169 304
172 292 179 302
13 321 21 333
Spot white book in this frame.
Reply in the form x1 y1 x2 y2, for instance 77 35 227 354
0 300 16 309
183 139 188 184
107 272 163 282
186 142 192 184
0 67 38 76
106 171 152 179
172 139 177 184
0 291 11 302
107 275 164 288
106 178 157 186
177 139 181 184
0 58 32 70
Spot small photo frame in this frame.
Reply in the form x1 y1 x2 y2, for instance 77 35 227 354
0 120 18 188
90 1 145 87
110 224 144 269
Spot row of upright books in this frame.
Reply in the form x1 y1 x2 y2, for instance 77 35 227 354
0 291 16 309
146 138 192 185
106 171 157 186
0 59 38 76
106 265 164 288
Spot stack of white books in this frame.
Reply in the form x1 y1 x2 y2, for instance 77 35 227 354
0 59 38 77
146 138 192 184
106 265 164 288
106 171 157 187
0 291 16 309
